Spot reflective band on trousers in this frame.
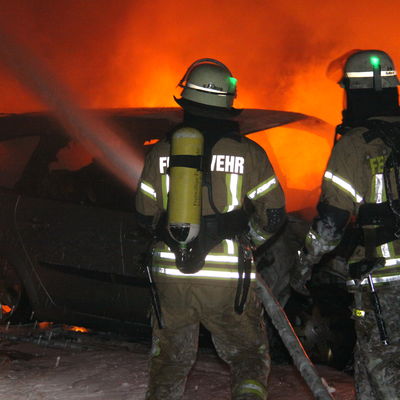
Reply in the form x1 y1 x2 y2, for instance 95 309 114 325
347 274 400 287
324 171 363 203
236 380 267 400
346 70 397 78
157 267 256 280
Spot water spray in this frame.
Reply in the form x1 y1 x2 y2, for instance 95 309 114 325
0 27 143 190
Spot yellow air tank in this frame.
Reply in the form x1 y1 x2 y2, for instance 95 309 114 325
167 127 203 252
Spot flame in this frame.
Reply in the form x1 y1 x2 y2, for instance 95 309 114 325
1 305 12 314
36 321 88 333
65 325 90 333
0 0 399 213
144 139 160 146
38 321 53 329
248 124 332 218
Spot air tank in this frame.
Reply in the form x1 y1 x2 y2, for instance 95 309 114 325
167 127 203 266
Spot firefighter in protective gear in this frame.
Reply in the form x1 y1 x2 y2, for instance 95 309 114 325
290 49 400 399
136 58 286 400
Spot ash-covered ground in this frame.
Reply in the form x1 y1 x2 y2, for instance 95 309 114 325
0 323 355 400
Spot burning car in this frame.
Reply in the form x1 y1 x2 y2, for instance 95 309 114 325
0 107 353 366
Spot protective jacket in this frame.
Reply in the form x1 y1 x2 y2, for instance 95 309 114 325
305 116 400 290
136 132 285 286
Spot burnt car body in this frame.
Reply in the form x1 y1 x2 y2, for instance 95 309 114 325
0 107 337 341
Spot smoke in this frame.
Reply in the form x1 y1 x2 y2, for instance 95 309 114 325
1 0 399 214
1 0 400 122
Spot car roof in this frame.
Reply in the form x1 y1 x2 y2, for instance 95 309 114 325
0 107 331 142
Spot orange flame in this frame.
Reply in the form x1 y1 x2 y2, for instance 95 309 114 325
1 305 12 314
65 325 90 333
0 0 399 213
38 321 53 329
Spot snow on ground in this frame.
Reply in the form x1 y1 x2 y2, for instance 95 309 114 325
0 324 355 400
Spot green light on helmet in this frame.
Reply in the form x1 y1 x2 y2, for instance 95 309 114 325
370 56 381 68
228 77 237 91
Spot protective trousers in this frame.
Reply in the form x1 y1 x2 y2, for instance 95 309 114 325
353 286 400 400
145 280 270 400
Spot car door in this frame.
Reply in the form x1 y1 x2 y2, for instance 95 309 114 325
14 135 150 325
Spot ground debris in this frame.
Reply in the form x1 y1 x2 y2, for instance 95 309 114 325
0 322 148 352
0 322 355 400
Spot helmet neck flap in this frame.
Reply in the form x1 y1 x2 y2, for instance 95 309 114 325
341 88 400 128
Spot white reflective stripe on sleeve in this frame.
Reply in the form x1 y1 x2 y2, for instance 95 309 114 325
140 181 157 200
347 274 400 287
324 171 363 203
185 82 230 95
158 267 256 280
346 70 397 78
157 251 238 264
248 177 277 200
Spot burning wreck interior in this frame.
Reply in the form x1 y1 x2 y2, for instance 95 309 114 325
0 1 398 397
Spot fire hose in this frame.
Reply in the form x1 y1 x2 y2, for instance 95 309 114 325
255 273 336 400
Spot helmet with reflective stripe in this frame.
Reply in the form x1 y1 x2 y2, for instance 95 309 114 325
340 50 399 90
177 58 237 108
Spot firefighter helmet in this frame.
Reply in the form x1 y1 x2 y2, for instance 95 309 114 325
340 50 399 90
175 58 238 109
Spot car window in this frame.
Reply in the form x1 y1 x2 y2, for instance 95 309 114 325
39 140 136 212
0 136 40 189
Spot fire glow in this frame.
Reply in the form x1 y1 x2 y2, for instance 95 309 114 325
1 305 12 314
0 0 399 214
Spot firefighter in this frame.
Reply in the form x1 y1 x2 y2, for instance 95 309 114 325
290 50 400 399
135 58 286 400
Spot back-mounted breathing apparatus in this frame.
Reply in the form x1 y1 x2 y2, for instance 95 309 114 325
167 127 204 271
